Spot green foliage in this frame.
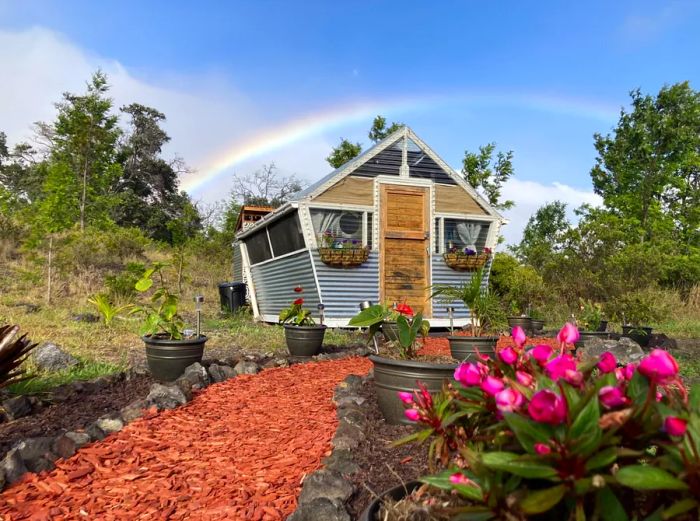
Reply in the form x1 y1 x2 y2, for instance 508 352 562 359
367 115 404 142
396 313 429 359
104 262 145 300
7 358 124 395
489 253 546 315
461 143 515 211
577 298 604 330
278 300 316 326
131 262 185 339
87 293 133 326
511 200 570 267
326 138 362 169
605 287 671 326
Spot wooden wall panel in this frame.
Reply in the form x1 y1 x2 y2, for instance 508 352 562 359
435 184 487 215
312 176 374 206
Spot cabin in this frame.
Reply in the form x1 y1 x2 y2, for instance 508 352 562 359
232 126 506 327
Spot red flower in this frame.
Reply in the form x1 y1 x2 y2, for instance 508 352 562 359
293 298 304 305
293 286 303 293
395 303 414 316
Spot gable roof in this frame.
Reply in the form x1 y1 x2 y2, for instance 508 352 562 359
292 126 505 221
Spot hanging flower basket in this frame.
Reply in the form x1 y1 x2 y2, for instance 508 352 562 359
443 252 490 271
318 247 369 268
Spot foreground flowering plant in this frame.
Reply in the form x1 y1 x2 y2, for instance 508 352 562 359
278 286 316 326
397 324 700 519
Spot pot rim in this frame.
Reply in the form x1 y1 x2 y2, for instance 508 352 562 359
142 335 208 346
360 481 423 521
282 324 328 330
369 354 458 370
447 335 500 341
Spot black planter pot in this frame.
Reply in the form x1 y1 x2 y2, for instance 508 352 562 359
531 319 545 334
622 325 653 348
370 355 457 425
596 320 609 332
381 322 399 342
143 335 207 382
284 324 327 357
508 316 533 335
447 336 499 362
359 481 422 521
575 331 611 349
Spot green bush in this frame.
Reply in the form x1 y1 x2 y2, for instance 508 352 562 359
105 262 145 300
605 286 679 326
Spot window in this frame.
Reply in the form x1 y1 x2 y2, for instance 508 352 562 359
245 229 272 265
434 217 490 253
267 213 305 256
310 208 374 248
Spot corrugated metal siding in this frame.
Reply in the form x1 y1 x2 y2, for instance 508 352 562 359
312 251 380 318
250 251 321 317
353 147 401 177
430 256 493 319
232 242 243 282
408 150 456 185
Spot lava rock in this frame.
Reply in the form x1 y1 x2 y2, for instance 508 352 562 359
173 377 194 401
578 336 645 366
146 383 187 410
72 313 100 323
648 333 677 351
13 437 56 473
53 434 77 459
86 422 106 441
64 431 91 449
298 469 354 506
331 421 366 450
120 399 150 423
0 448 28 484
3 395 32 420
33 343 79 372
288 498 351 521
96 415 124 434
182 362 210 389
12 302 39 314
234 360 260 375
208 363 237 383
323 449 360 476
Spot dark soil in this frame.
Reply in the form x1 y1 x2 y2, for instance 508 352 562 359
347 378 430 519
0 373 152 458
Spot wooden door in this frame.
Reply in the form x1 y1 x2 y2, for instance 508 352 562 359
380 184 431 317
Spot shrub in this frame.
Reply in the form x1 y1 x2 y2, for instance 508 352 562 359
605 286 676 326
104 262 145 300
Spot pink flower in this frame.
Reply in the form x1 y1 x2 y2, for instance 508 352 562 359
454 363 482 387
530 344 553 365
664 416 688 437
512 326 527 348
563 369 583 386
624 363 637 380
499 347 518 365
404 409 420 422
599 386 628 409
598 352 617 373
516 370 533 387
398 391 413 404
656 391 663 402
534 443 551 455
545 354 577 381
528 390 567 425
557 323 580 345
495 388 524 412
638 350 679 384
481 376 505 396
449 473 470 485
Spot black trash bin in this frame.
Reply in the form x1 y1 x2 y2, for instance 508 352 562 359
218 282 246 312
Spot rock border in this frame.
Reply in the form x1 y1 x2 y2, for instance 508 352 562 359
0 346 371 492
288 373 371 521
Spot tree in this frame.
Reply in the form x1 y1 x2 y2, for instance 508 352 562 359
229 163 303 207
461 143 515 211
0 133 45 204
37 71 122 232
512 201 570 267
368 115 403 143
326 138 362 169
591 82 700 247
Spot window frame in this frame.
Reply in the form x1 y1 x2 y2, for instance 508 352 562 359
307 204 376 250
433 215 493 254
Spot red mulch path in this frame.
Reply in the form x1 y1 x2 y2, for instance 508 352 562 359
0 357 372 521
418 335 559 357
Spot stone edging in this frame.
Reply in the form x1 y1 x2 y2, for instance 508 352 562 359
0 346 371 492
288 373 371 521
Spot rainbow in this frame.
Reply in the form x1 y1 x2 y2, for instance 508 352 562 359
181 91 620 194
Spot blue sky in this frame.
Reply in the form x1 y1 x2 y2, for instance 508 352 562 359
1 1 699 242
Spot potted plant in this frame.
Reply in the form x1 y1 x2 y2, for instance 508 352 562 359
364 325 698 520
530 308 545 334
431 268 504 361
279 286 326 356
132 263 207 382
349 304 457 425
575 298 610 346
317 231 370 268
611 291 659 348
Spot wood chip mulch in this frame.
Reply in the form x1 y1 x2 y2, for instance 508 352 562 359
419 335 558 357
0 357 372 521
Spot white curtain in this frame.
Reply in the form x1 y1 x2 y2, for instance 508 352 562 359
456 222 481 250
311 211 341 237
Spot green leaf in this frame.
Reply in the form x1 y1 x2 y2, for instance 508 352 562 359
585 446 618 472
519 484 566 514
569 394 602 456
689 383 700 412
504 413 553 453
348 305 387 326
662 498 698 520
135 277 153 292
627 370 650 404
597 487 629 521
453 483 484 502
392 428 433 447
615 465 689 491
481 452 559 479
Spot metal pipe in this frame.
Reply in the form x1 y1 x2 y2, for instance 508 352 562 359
194 295 204 338
317 303 325 326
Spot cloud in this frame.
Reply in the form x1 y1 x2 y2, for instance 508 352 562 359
498 178 603 246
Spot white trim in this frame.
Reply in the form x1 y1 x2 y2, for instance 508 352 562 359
239 242 260 320
439 217 445 254
249 247 309 268
235 202 299 240
297 203 317 249
361 211 368 247
485 220 501 250
307 249 323 304
434 212 499 222
375 175 433 187
307 202 375 212
257 314 471 328
265 227 274 257
399 136 409 178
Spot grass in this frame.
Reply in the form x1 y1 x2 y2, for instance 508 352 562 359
676 354 700 381
8 358 125 395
